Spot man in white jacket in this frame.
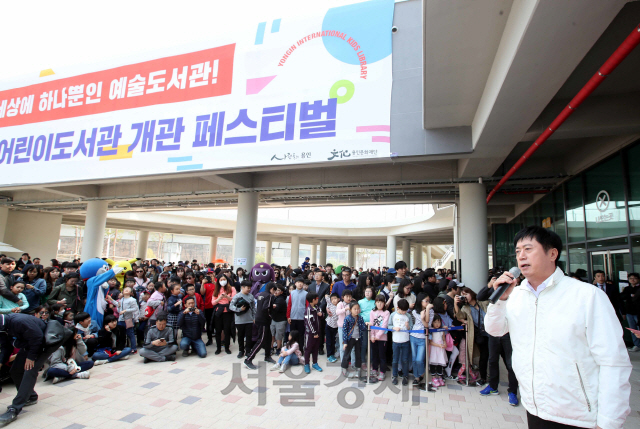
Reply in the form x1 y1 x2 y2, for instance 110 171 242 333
485 226 631 429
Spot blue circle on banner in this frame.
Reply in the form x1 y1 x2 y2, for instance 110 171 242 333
322 0 393 65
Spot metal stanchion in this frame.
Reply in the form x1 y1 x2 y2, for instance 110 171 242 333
367 326 371 384
465 324 470 387
425 327 431 390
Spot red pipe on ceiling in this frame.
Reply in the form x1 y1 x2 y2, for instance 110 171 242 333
486 24 640 204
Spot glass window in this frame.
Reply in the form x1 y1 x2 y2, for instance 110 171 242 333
632 236 640 273
627 143 640 233
553 188 566 245
566 177 585 242
586 237 628 250
568 244 588 277
584 155 627 239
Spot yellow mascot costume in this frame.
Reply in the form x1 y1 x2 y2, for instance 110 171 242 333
104 258 139 287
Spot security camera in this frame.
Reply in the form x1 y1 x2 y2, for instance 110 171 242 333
391 26 398 33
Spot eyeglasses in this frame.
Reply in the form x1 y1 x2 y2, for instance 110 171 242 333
39 311 49 315
136 270 143 273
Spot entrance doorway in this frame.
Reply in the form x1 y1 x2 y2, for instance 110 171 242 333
590 249 631 291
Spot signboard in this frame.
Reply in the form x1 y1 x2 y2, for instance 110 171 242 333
0 0 394 186
542 217 552 228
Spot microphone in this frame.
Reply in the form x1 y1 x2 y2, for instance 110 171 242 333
489 267 521 304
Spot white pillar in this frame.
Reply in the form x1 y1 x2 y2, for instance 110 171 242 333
459 183 488 292
311 244 317 264
319 240 327 266
290 236 300 267
347 244 356 268
234 192 259 272
82 201 108 261
265 240 272 264
0 207 8 242
415 244 424 269
136 231 149 260
386 235 396 268
402 239 411 268
209 236 218 263
426 245 432 268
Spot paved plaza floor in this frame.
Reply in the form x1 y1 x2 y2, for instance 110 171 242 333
1 348 639 429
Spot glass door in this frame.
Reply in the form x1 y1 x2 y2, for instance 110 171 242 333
589 249 631 291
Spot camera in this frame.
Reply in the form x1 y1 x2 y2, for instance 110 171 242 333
189 308 195 312
458 296 467 305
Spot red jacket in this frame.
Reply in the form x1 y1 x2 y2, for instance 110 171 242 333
201 282 216 309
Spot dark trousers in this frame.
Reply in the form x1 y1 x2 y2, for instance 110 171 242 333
10 344 58 412
246 324 272 362
214 311 233 350
341 338 362 369
236 322 253 354
84 337 99 357
318 316 326 351
475 334 490 380
325 325 338 357
371 340 386 372
204 308 214 340
304 332 320 365
527 412 582 428
290 319 305 352
488 333 518 394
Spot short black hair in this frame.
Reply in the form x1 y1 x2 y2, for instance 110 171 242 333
306 292 318 303
342 289 352 298
629 272 640 279
154 281 165 291
396 298 409 311
103 315 117 326
294 277 305 284
593 269 605 276
1 257 15 264
341 266 352 273
184 296 195 303
394 261 407 270
240 280 252 289
65 272 80 281
156 311 168 322
513 226 563 265
74 312 91 324
330 292 340 299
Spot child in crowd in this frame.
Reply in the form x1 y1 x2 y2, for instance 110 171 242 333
183 284 204 311
147 282 167 327
358 286 376 370
336 290 355 366
341 301 366 379
107 278 121 300
0 281 28 313
303 293 323 374
74 312 99 356
136 291 150 346
46 333 94 384
325 293 340 363
429 314 448 387
62 311 75 329
368 294 390 381
286 277 308 353
229 281 256 359
270 285 287 355
177 296 207 358
111 286 139 353
92 315 132 363
271 330 304 373
411 293 432 387
166 283 183 340
391 298 411 386
139 312 178 363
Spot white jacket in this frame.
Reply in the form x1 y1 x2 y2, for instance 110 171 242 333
485 267 631 429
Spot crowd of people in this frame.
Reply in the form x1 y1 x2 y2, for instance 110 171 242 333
0 243 637 427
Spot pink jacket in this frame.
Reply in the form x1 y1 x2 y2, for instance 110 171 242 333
369 309 390 341
336 301 350 328
282 342 304 365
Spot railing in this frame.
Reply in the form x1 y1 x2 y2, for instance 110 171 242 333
432 245 454 269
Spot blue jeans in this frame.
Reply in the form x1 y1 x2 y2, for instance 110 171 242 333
46 360 94 380
92 347 132 363
180 337 207 358
410 335 426 378
277 353 299 366
338 327 356 365
628 314 640 348
392 341 410 377
118 321 137 351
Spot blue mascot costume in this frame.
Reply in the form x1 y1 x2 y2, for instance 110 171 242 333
80 258 123 330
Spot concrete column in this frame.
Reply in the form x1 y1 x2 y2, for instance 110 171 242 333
426 245 432 269
319 240 327 266
402 239 411 267
234 192 259 272
311 243 317 264
136 231 149 260
82 201 108 261
4 210 62 262
290 236 300 267
347 244 356 268
0 207 8 242
386 235 396 268
459 183 488 292
209 236 218 263
415 244 424 269
265 240 272 264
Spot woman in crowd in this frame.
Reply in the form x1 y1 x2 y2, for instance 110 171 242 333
393 279 415 311
43 266 61 303
454 287 489 386
211 273 236 355
134 267 150 289
22 265 46 315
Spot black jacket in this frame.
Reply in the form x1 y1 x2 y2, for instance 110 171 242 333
423 281 439 302
0 313 46 362
271 295 287 322
309 281 330 311
178 310 206 340
621 284 640 316
97 326 126 351
254 291 274 326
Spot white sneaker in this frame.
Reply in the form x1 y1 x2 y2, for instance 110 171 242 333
628 346 640 352
52 377 62 384
93 360 108 366
270 363 281 371
121 355 130 360
279 364 287 373
75 371 90 379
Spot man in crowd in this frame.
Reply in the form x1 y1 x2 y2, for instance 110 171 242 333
332 267 356 299
308 270 330 355
593 269 623 320
486 226 631 429
621 272 640 352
